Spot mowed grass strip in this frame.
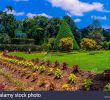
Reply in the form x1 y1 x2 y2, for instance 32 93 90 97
10 51 110 73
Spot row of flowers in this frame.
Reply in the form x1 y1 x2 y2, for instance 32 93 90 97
1 56 110 91
0 57 34 68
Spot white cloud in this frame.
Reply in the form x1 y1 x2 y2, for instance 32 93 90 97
14 0 29 2
48 0 110 16
4 8 24 16
74 18 81 22
91 16 107 20
27 13 52 18
102 25 110 29
27 13 36 18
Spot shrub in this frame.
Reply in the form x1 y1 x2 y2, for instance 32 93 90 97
104 83 110 91
54 21 79 50
55 68 63 79
80 38 97 50
39 65 46 73
59 37 73 52
48 68 54 75
83 79 93 91
42 43 51 51
0 33 11 44
103 41 110 50
11 38 35 44
48 38 55 49
68 74 77 84
0 44 39 51
96 45 102 50
62 84 69 91
103 41 109 49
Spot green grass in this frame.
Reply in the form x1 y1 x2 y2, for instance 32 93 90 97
10 51 110 73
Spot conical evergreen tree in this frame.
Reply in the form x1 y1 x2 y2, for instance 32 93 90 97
54 21 79 50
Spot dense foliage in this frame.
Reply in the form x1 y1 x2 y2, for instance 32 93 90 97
0 33 11 44
80 38 97 50
63 16 81 45
54 21 79 50
0 44 39 51
0 7 110 52
11 38 35 44
59 37 73 52
0 13 17 38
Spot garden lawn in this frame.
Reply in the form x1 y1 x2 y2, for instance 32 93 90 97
10 51 110 73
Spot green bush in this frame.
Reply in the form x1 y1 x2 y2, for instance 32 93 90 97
103 41 110 49
83 79 93 91
42 43 51 51
54 21 79 50
0 44 40 51
0 33 11 44
48 38 55 49
59 37 73 52
68 74 77 84
11 38 35 44
104 83 110 91
80 38 97 50
103 41 109 49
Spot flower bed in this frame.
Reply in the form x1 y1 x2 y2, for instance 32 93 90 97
0 53 109 91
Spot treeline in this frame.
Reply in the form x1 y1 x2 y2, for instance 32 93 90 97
0 7 110 51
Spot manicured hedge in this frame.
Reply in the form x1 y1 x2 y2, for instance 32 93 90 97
11 38 35 44
54 21 79 50
0 44 42 51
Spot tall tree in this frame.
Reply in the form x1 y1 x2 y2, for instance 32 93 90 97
63 16 81 45
25 16 49 44
45 18 61 38
1 13 17 38
81 25 94 38
88 19 104 45
22 18 34 33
